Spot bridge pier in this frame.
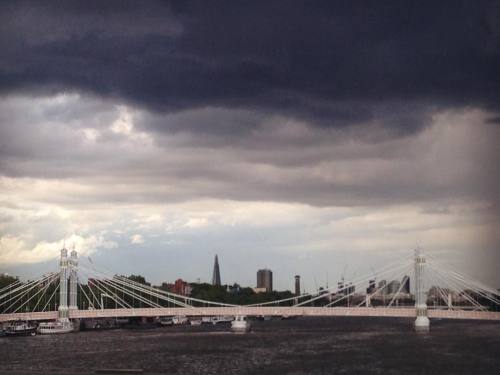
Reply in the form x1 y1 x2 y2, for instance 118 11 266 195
414 248 430 332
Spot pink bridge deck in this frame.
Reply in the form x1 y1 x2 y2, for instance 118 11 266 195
1 307 500 323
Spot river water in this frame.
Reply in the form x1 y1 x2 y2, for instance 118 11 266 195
1 317 499 374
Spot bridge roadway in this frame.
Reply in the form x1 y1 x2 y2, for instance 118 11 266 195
1 307 500 323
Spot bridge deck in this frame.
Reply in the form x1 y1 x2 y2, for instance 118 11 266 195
1 307 500 323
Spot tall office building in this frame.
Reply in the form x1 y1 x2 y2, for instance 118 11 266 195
338 279 345 294
257 269 273 292
367 279 376 294
401 275 410 294
345 282 355 295
378 280 387 295
294 275 301 295
387 280 401 295
211 254 221 286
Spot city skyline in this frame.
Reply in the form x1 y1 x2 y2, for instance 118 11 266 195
1 1 499 291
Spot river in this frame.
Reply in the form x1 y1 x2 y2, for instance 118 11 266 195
1 317 499 374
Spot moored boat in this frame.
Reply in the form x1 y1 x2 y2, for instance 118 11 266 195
159 317 173 326
189 318 202 326
231 315 251 333
4 321 37 337
38 320 73 334
172 315 188 325
211 315 233 325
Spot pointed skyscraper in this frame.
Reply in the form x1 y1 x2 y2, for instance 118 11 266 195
212 254 221 286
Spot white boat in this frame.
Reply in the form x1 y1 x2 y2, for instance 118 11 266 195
172 316 188 325
38 320 73 334
189 318 202 326
211 315 233 325
231 315 251 333
159 317 173 326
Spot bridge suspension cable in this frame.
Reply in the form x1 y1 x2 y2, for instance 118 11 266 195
425 255 500 310
0 276 49 302
326 260 412 308
0 279 22 294
79 264 191 308
426 255 500 298
78 281 95 309
297 256 413 307
79 260 238 308
425 267 454 309
86 277 131 309
388 265 414 307
245 253 415 308
11 273 59 314
354 261 411 308
31 275 58 312
111 274 190 308
426 265 485 310
1 273 56 313
41 282 59 312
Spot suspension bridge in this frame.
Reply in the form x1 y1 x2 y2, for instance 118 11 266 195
1 247 500 331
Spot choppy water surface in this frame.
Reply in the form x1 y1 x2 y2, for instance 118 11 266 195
1 317 500 374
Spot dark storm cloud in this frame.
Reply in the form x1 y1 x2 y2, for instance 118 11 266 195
1 0 499 133
486 116 500 124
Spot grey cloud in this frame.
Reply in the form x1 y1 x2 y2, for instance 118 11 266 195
1 1 499 136
1 96 498 211
486 116 500 124
1 1 499 289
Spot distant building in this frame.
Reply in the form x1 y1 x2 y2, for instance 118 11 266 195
401 275 410 294
337 279 355 295
253 287 267 294
257 269 273 292
226 284 241 294
387 280 401 295
161 282 173 290
345 282 355 295
378 280 387 295
295 275 301 295
212 254 221 286
337 280 345 294
367 279 376 294
167 279 192 296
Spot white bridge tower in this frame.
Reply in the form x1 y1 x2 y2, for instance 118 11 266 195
414 247 430 331
58 247 69 321
69 247 78 310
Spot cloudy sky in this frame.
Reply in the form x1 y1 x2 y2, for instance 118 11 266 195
1 1 499 291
